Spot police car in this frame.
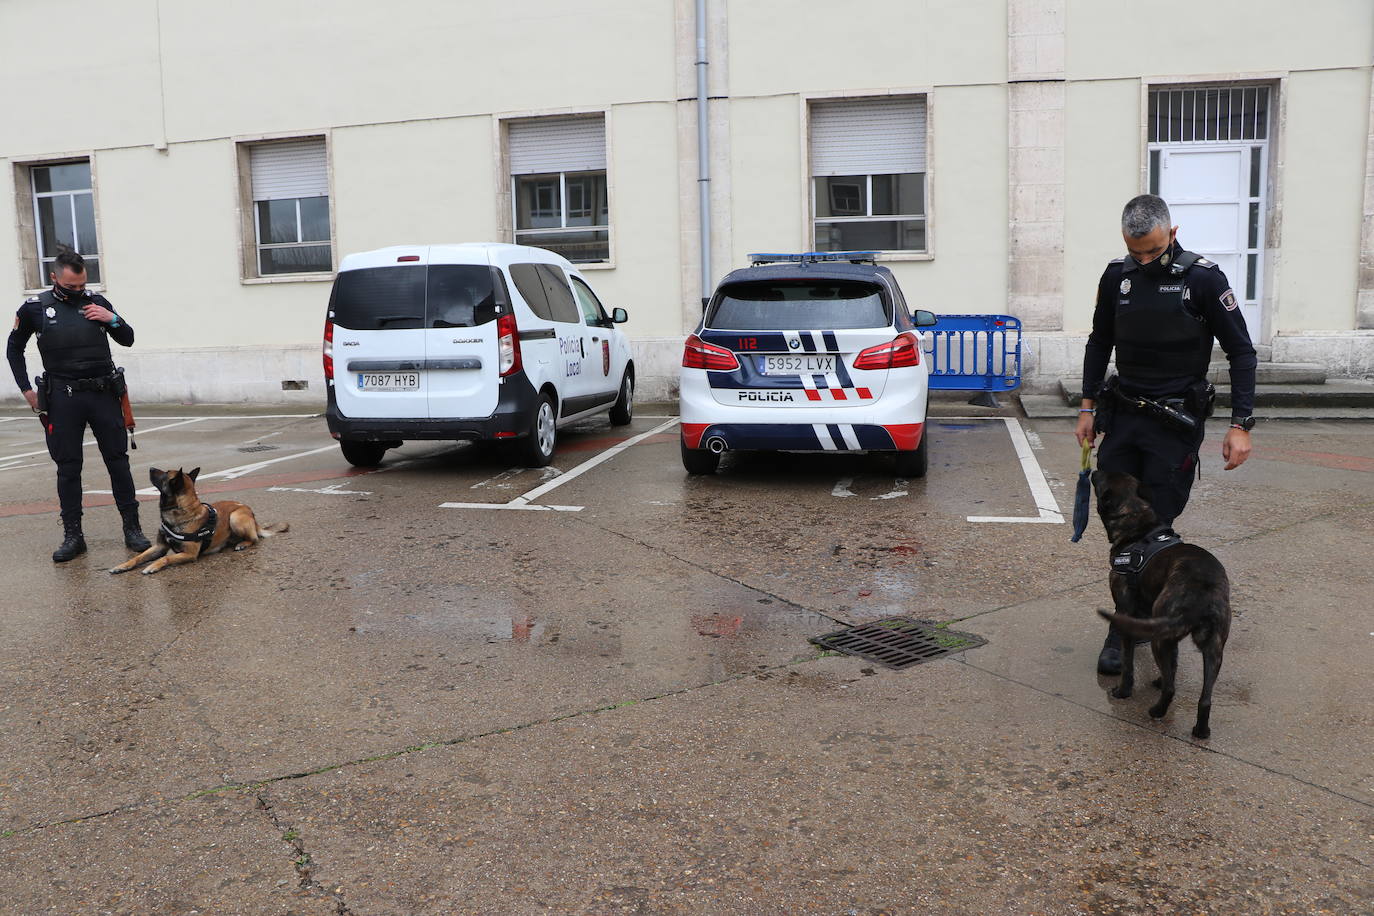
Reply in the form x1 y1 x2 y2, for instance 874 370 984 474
324 243 633 468
679 251 937 476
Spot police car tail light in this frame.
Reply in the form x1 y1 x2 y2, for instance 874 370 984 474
497 312 522 376
322 319 334 381
853 334 920 370
682 334 739 371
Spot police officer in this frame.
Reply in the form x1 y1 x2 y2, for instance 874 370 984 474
7 248 150 562
1075 194 1256 674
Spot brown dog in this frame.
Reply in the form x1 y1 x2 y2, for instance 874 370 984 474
109 467 288 575
1092 470 1231 739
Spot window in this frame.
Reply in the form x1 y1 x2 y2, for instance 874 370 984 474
510 263 580 324
810 97 927 253
509 116 609 263
28 160 100 285
571 276 607 326
244 138 331 277
708 280 889 331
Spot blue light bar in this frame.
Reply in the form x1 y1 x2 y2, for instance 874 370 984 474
748 250 880 266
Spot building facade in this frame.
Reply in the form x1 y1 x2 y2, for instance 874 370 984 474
4 0 1373 403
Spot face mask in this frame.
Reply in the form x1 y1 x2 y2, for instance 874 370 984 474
55 283 88 302
1139 253 1172 277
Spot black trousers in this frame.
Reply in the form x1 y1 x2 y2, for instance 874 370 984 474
1095 408 1206 527
44 385 136 527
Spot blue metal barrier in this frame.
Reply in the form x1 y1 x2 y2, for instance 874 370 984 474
923 314 1022 392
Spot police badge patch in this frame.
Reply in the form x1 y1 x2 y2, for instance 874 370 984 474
1120 279 1131 295
45 306 56 319
1220 289 1239 311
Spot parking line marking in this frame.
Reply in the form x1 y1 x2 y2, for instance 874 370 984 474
441 418 679 512
966 417 1064 524
0 417 208 462
88 443 341 494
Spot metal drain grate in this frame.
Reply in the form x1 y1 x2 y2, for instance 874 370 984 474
809 617 986 670
237 444 279 453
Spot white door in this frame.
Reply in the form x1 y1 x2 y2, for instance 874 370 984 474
1156 144 1264 339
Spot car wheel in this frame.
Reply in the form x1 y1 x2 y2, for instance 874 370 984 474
609 372 634 426
892 426 929 478
517 393 557 468
680 435 720 475
340 440 388 468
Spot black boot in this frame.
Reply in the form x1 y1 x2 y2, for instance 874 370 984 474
120 506 151 552
52 523 87 563
1096 629 1123 675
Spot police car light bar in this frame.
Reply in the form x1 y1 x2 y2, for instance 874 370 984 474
747 251 880 266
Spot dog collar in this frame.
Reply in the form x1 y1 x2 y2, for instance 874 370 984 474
1111 525 1182 575
160 504 218 548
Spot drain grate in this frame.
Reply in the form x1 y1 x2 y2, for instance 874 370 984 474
809 617 986 670
237 444 279 453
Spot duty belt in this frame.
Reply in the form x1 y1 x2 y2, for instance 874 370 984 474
1110 525 1183 575
160 505 218 550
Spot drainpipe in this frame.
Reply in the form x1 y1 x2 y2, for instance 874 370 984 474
696 0 711 308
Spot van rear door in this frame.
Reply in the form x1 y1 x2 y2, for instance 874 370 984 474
424 261 503 420
330 263 429 420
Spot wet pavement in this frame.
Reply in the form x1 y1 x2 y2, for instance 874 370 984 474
1 403 1371 914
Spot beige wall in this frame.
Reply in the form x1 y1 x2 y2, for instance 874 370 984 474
1275 67 1370 333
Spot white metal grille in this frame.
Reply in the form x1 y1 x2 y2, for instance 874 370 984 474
509 116 607 175
250 139 328 200
810 97 927 176
1148 86 1270 144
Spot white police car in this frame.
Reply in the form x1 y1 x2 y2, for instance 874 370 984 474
324 243 633 468
679 251 936 476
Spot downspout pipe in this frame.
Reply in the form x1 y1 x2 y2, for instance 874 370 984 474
696 0 711 309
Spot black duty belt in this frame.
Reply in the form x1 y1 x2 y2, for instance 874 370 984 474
1111 526 1183 575
161 505 218 550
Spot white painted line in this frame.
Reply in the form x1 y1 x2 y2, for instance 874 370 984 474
441 418 679 512
88 443 341 494
0 417 208 462
267 483 372 495
0 417 23 424
0 461 43 472
831 477 856 498
872 480 909 501
967 417 1064 524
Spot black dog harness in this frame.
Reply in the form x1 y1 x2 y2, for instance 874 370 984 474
160 504 218 550
1110 526 1183 575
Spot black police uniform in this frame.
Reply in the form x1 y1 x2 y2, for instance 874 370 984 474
6 285 149 560
1082 240 1256 673
1083 240 1257 525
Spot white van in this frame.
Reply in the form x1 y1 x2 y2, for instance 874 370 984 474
324 243 633 467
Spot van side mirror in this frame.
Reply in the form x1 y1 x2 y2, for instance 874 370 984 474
912 309 938 327
611 307 629 324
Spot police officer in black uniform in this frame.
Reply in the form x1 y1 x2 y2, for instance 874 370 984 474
1076 194 1256 674
7 248 150 562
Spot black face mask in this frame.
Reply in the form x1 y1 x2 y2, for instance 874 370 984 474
54 283 88 303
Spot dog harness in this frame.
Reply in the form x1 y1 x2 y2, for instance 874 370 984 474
1110 525 1183 575
160 504 218 550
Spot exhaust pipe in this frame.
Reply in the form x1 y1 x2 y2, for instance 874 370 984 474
705 436 728 454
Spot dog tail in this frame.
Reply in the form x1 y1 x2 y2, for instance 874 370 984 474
1097 609 1192 641
257 521 290 538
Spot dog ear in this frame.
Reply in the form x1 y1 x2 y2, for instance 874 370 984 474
187 467 200 481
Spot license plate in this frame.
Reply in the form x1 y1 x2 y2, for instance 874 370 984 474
357 372 419 391
760 354 836 375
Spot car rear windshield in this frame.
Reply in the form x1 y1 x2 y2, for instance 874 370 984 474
329 265 501 330
707 279 889 330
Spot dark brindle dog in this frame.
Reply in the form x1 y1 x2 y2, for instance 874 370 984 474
109 467 288 576
1092 470 1231 739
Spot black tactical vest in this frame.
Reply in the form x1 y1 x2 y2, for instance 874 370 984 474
34 290 115 378
1113 251 1214 383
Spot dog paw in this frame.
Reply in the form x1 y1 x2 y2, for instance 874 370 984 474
1109 686 1133 700
1191 725 1211 740
1148 704 1170 719
108 566 126 575
140 566 159 575
1151 677 1163 689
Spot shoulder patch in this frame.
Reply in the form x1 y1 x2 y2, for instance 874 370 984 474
1195 257 1216 268
1220 288 1239 311
1108 257 1125 264
25 295 40 304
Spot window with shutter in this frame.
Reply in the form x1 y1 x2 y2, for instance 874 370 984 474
245 138 332 277
508 116 610 263
809 97 928 253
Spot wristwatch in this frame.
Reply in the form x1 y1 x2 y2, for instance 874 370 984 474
1230 416 1255 431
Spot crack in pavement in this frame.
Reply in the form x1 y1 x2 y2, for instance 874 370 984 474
255 790 354 915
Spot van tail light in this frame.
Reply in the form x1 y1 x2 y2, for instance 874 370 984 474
498 312 522 376
852 333 920 370
323 319 334 381
682 334 739 371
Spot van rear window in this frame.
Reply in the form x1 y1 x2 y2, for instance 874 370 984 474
329 265 499 330
707 279 889 330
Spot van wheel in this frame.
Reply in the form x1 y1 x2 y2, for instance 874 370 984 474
892 428 928 478
609 372 634 426
517 394 557 468
340 440 388 467
680 435 720 475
